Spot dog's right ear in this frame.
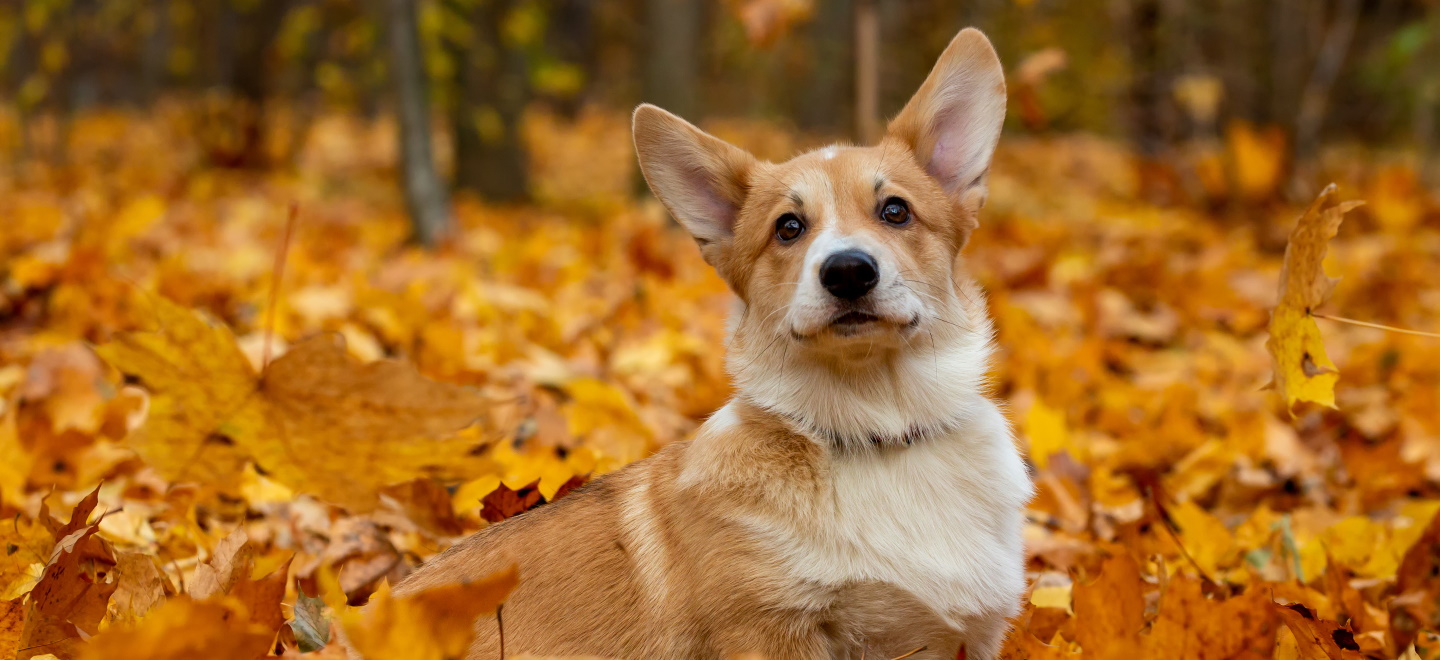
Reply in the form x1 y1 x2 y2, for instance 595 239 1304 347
633 104 756 267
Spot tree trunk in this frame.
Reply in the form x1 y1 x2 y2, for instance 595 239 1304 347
799 0 851 137
854 0 879 144
386 0 452 246
449 0 531 202
1126 0 1169 157
140 0 173 105
1295 0 1362 161
642 0 703 118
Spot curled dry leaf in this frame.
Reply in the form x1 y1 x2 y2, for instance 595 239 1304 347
1266 184 1364 411
1275 601 1366 660
187 528 292 635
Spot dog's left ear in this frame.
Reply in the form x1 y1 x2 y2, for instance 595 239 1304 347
886 28 1005 209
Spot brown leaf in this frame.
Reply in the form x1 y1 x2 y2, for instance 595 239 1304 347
0 597 22 659
481 480 544 523
1392 511 1440 649
310 517 402 602
382 478 464 537
17 526 118 660
1274 601 1366 660
110 551 175 623
189 528 254 601
187 529 291 635
38 485 101 541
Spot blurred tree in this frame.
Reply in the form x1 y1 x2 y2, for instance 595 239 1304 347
1296 0 1362 161
386 0 452 245
642 0 703 118
207 0 292 168
445 0 533 202
797 0 850 137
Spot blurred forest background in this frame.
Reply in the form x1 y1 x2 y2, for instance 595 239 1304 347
6 2 1440 659
4 0 1440 237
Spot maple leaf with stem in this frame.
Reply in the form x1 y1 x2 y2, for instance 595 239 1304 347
1266 184 1363 412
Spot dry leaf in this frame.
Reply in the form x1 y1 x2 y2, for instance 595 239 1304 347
1073 553 1144 658
1266 184 1363 411
341 565 518 660
97 299 489 509
17 526 117 660
1275 601 1365 660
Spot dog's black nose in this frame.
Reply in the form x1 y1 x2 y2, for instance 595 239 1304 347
820 250 879 300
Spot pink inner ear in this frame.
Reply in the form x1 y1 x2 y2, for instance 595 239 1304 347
681 165 739 241
928 137 956 188
926 104 990 194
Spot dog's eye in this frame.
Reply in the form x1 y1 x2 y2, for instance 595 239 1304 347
775 213 805 243
879 198 910 225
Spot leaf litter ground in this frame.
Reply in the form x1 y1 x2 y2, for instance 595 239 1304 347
2 108 1440 658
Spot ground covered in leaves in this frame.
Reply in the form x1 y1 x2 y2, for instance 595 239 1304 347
2 109 1440 659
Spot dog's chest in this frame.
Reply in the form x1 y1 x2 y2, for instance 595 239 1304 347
759 404 1031 626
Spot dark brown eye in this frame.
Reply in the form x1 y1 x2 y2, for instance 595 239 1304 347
879 197 910 225
775 213 805 243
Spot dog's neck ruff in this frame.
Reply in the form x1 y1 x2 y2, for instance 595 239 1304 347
729 306 997 454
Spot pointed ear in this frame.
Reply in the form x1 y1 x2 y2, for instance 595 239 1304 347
886 28 1006 204
633 104 757 266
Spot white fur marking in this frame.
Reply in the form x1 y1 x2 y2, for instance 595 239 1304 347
620 480 672 608
758 398 1032 630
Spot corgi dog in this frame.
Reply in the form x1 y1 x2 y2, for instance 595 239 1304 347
391 27 1032 660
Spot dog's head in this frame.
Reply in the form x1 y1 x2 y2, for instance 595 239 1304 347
634 28 1003 369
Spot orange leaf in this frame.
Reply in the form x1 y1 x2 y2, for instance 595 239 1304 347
341 566 518 660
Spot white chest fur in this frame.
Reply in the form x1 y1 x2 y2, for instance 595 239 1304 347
753 396 1032 629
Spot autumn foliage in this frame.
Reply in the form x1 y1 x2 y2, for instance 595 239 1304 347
2 107 1440 659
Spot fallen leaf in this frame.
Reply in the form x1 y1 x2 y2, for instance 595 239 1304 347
0 598 22 659
97 299 490 509
1274 601 1365 660
16 526 118 660
288 586 330 653
481 480 544 523
75 595 273 660
1144 575 1278 659
1073 553 1144 659
340 565 518 660
109 551 174 623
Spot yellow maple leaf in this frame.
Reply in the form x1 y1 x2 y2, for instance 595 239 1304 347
91 297 255 491
95 297 491 510
1266 184 1363 411
341 566 518 660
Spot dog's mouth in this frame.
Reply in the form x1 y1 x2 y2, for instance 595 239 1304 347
831 311 880 327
